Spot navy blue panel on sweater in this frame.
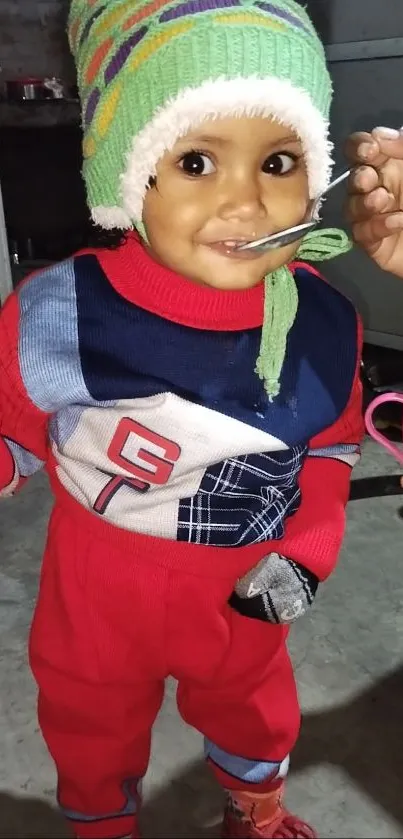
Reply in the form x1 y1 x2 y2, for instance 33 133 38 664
74 254 358 448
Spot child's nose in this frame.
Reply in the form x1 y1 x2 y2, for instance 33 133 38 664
218 176 266 223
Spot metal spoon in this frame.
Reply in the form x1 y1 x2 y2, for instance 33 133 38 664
236 168 351 253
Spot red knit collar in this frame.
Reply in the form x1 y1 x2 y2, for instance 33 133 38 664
95 233 266 331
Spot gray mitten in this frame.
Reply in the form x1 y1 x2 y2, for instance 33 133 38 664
229 552 319 623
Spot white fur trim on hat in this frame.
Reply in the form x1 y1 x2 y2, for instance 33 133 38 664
91 205 133 229
114 76 333 227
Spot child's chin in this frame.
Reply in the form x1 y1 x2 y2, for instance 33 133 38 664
199 270 265 291
189 250 266 289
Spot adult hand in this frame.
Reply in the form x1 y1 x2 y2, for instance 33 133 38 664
345 127 403 278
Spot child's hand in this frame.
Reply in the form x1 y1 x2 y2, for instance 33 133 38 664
229 553 318 624
345 127 403 279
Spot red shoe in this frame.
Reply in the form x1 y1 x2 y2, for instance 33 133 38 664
221 807 318 838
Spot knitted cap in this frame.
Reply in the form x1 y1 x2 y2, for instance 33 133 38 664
69 0 333 229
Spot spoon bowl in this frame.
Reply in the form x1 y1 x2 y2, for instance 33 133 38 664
236 168 351 253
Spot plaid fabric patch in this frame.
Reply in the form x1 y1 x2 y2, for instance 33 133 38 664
177 445 306 547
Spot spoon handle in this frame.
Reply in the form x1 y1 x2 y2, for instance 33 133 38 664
239 221 317 252
323 168 351 196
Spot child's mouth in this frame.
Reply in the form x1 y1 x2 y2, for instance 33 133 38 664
206 240 265 260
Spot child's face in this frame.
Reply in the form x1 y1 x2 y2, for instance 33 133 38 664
142 116 310 290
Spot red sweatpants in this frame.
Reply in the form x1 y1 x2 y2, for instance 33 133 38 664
29 500 300 839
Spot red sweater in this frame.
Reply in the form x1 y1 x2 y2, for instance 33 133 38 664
0 236 364 579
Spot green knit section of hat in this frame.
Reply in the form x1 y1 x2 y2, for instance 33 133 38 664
87 35 329 210
68 0 331 212
257 228 352 400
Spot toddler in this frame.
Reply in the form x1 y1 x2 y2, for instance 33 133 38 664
0 0 364 836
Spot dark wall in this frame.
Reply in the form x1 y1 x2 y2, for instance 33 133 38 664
306 0 403 44
0 2 84 259
0 0 74 81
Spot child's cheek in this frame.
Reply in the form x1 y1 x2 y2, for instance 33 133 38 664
289 192 310 226
271 175 310 228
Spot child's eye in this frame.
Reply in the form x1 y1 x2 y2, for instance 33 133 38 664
262 152 298 176
179 151 216 176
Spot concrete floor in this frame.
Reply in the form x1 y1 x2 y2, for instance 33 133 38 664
1 439 403 839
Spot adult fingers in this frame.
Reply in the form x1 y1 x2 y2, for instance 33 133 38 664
346 187 395 222
352 212 403 248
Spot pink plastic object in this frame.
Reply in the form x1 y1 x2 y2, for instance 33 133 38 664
365 392 403 465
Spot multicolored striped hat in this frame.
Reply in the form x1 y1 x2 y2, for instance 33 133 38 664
69 0 333 230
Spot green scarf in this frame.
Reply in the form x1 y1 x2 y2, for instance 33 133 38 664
256 228 352 400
